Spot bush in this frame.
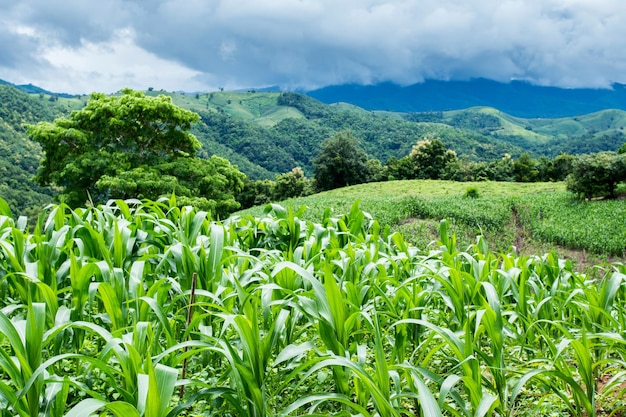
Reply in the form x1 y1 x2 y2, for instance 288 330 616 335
566 152 626 199
465 186 480 198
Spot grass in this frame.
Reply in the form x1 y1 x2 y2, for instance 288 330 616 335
238 180 626 266
164 91 306 126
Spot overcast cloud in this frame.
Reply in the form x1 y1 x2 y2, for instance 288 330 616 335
1 0 626 94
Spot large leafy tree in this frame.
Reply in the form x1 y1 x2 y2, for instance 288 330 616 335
313 130 369 191
28 89 245 215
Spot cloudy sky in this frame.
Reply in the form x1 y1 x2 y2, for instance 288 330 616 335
1 0 626 94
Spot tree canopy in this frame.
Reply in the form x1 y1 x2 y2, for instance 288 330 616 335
28 89 245 216
409 138 457 180
313 130 370 191
566 152 626 199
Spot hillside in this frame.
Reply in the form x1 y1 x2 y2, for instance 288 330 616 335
1 83 626 215
160 91 624 171
307 79 626 118
238 179 625 262
429 106 626 156
0 85 70 216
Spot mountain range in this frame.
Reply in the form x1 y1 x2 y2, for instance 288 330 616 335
307 79 626 118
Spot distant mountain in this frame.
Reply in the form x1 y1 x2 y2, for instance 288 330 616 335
306 79 626 118
0 79 75 98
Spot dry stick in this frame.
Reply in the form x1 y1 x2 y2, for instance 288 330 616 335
179 272 197 399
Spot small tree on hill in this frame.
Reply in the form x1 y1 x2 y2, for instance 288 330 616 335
513 153 539 182
273 167 312 200
409 138 457 180
566 152 626 199
313 131 369 191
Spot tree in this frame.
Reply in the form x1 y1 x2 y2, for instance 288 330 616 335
313 131 369 191
237 177 274 209
566 152 626 199
365 158 386 182
409 138 457 180
28 89 245 216
96 156 245 218
273 167 312 200
513 153 539 182
385 156 415 181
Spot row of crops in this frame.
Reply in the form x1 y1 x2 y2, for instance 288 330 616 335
241 180 626 258
515 193 626 256
1 197 626 416
404 192 626 257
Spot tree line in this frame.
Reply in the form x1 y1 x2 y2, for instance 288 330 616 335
239 131 626 207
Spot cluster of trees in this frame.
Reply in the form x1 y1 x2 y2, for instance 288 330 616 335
239 131 626 206
566 148 626 199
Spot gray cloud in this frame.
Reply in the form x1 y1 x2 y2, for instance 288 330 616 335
1 0 626 93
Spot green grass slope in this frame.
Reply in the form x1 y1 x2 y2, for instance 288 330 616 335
238 179 626 263
436 106 626 156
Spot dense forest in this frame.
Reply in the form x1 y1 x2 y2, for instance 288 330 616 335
1 84 626 216
0 86 67 216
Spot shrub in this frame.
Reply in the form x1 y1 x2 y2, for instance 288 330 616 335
465 186 480 198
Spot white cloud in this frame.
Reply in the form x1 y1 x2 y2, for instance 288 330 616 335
2 0 626 92
35 29 206 94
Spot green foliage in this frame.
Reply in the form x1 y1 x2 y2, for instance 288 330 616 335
513 153 539 182
28 89 202 207
237 177 274 209
97 156 245 218
566 152 626 199
449 111 502 133
193 95 526 179
0 85 62 215
403 111 443 123
6 85 626 216
1 197 626 416
409 138 457 180
313 130 370 191
272 166 313 200
239 179 626 259
24 89 247 218
465 186 480 198
276 92 330 118
516 192 626 256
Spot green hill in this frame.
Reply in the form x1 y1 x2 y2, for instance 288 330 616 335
2 85 626 215
0 85 69 216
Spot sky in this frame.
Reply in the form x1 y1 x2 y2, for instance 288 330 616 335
2 0 626 94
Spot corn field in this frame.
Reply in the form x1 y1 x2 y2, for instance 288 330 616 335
0 197 625 416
